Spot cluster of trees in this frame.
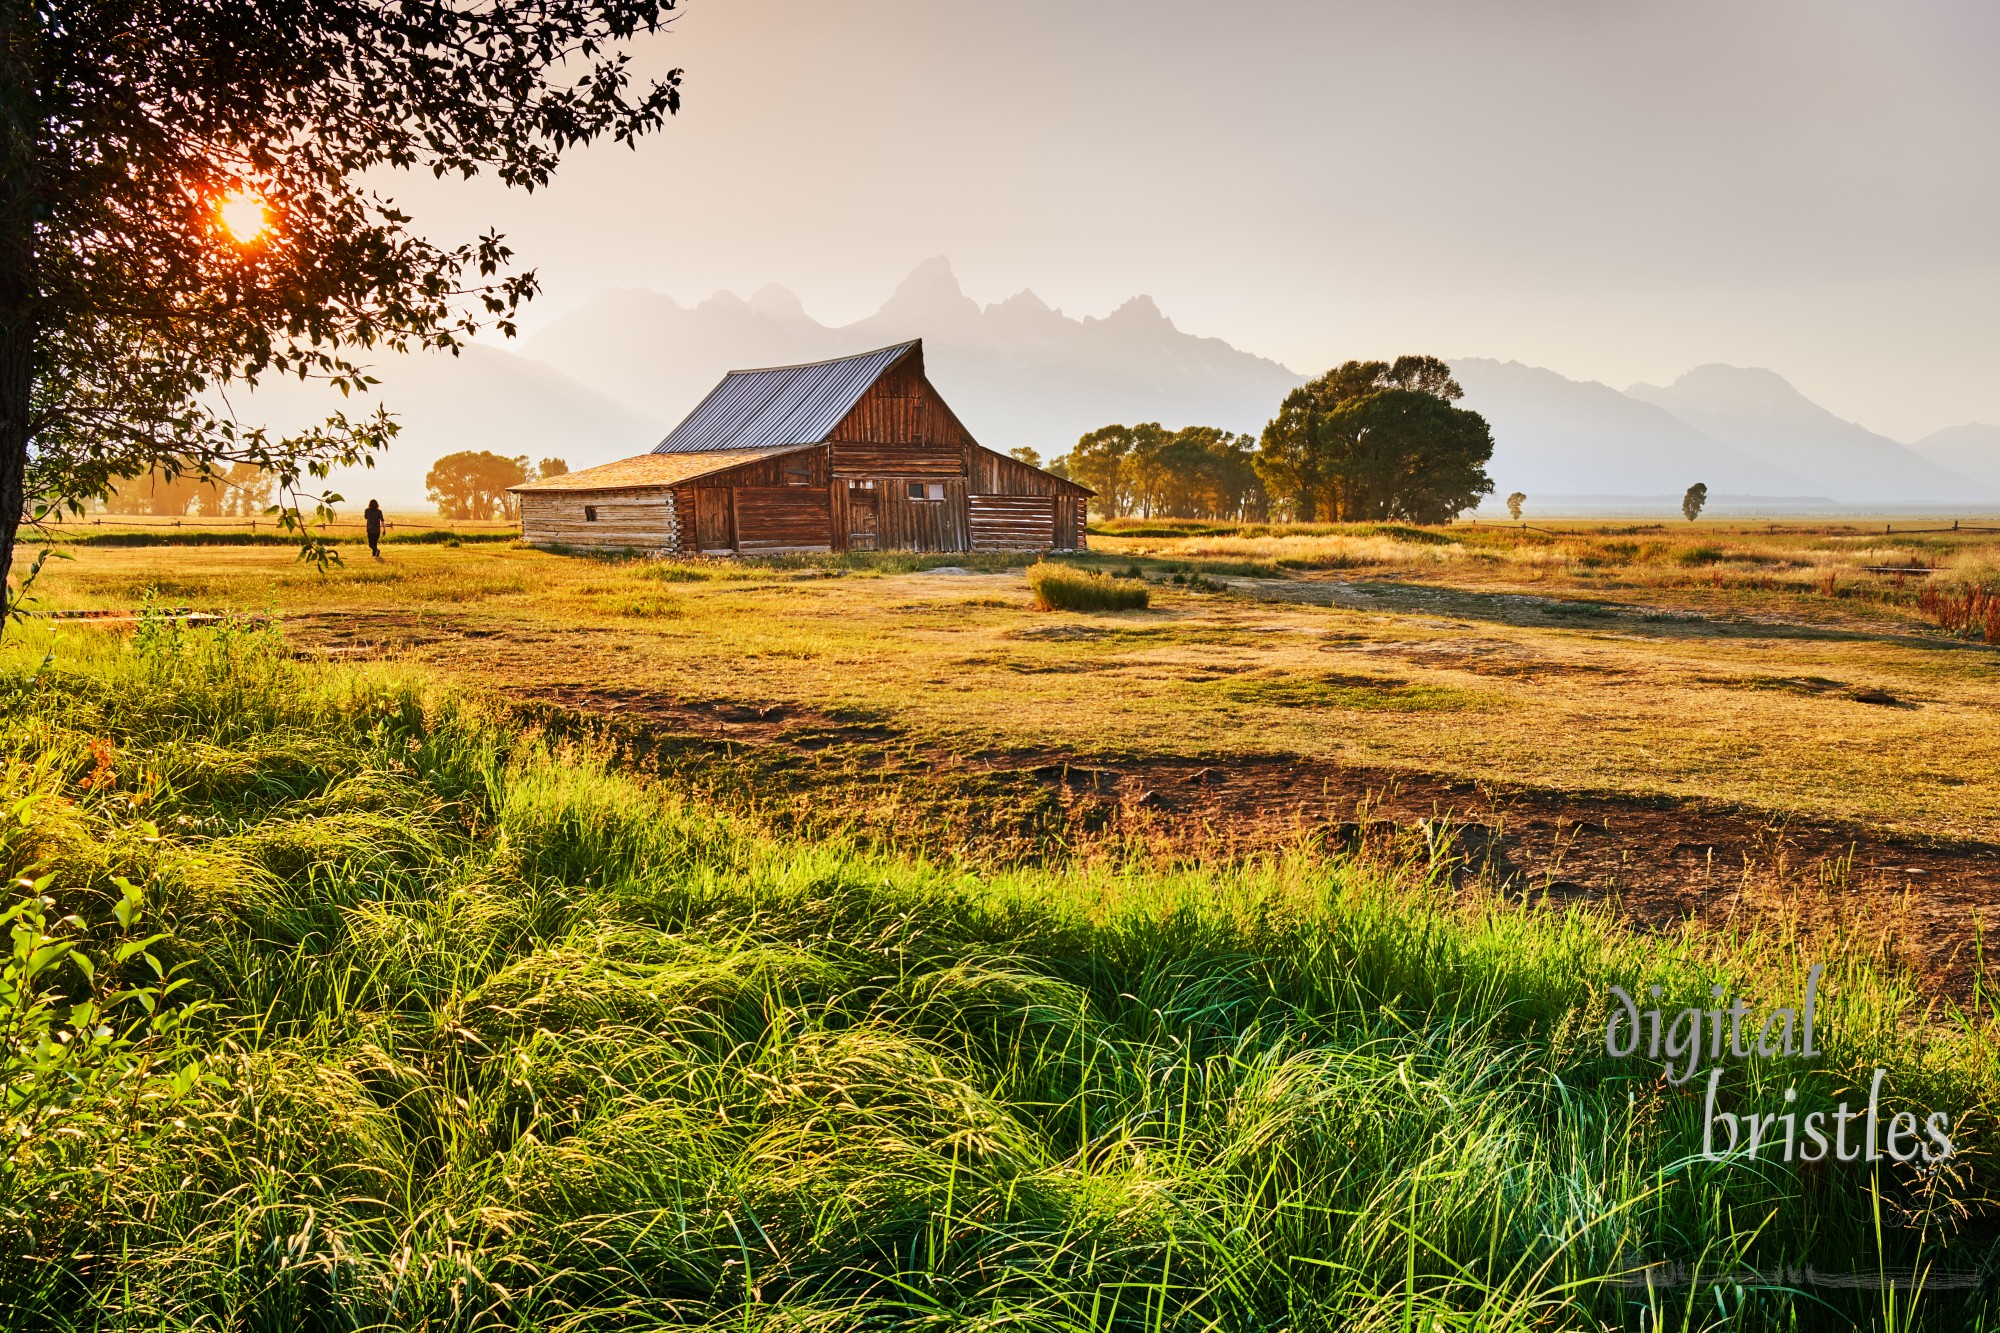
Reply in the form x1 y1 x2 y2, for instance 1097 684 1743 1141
425 453 568 520
1052 356 1495 524
103 463 277 517
1036 425 1266 521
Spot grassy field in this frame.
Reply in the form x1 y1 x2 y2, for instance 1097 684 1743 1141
25 518 2000 845
6 617 2000 1329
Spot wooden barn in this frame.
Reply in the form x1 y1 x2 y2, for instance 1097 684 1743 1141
511 340 1090 555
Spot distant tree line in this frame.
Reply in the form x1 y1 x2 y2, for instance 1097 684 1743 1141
1035 425 1266 521
1050 356 1495 523
427 452 569 520
101 463 278 517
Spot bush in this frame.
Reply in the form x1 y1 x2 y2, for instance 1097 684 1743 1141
1673 543 1726 566
1026 562 1149 612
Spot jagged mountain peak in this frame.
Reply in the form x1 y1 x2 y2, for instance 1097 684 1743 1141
989 288 1054 315
1096 294 1172 328
694 288 752 313
748 283 812 323
870 256 980 324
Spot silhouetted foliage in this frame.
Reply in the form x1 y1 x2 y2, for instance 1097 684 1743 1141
1054 424 1265 520
1 0 683 622
427 451 531 520
103 463 276 518
1506 491 1526 520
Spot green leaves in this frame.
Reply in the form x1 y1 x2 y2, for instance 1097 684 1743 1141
1256 359 1493 523
0 862 206 1213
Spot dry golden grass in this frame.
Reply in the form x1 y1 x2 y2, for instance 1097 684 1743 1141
23 519 2000 841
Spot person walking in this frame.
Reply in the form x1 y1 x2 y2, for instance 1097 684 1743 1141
363 500 385 559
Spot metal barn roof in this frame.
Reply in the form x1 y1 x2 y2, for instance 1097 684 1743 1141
652 341 920 455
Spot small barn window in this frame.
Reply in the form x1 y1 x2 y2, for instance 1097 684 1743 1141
782 457 812 485
907 482 944 501
584 505 599 522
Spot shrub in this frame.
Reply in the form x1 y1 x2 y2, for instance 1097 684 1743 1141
1918 580 2000 643
1027 562 1149 612
642 563 716 583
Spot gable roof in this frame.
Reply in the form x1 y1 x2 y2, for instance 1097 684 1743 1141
652 341 920 455
509 444 814 493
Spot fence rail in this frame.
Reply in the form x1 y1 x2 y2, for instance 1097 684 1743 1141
45 515 516 531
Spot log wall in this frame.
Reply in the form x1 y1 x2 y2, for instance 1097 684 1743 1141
969 495 1056 550
967 446 1089 551
520 489 678 551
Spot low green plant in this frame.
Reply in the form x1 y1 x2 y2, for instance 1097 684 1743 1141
1028 561 1150 611
0 864 206 1229
1224 671 1492 712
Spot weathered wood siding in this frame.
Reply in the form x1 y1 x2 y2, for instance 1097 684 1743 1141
520 489 678 550
665 449 834 553
826 357 974 481
876 480 970 551
1058 497 1085 551
967 446 1089 551
969 446 1085 497
733 487 833 552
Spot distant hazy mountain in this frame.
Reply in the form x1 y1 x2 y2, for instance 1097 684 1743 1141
1451 359 1822 500
221 260 1996 513
1910 423 2000 492
524 257 1304 456
240 343 656 510
1626 365 1993 503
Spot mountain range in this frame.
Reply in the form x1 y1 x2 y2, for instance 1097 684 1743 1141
243 257 1998 512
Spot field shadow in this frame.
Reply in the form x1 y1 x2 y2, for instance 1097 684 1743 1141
1222 575 1980 650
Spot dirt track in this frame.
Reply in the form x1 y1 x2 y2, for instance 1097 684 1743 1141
528 680 2000 995
289 612 2000 994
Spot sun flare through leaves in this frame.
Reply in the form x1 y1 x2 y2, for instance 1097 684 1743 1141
216 188 270 245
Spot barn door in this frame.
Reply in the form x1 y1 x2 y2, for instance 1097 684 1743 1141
695 488 734 552
846 483 878 550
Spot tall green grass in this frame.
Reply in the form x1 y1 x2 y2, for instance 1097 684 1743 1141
2 617 1997 1329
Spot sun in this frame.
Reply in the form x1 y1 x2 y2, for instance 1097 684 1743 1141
217 188 270 244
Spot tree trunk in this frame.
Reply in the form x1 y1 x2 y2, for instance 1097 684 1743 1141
0 0 35 629
0 292 27 627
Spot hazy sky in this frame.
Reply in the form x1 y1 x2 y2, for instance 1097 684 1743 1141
385 0 2000 442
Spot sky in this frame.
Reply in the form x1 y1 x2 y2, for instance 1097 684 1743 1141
380 0 2000 443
